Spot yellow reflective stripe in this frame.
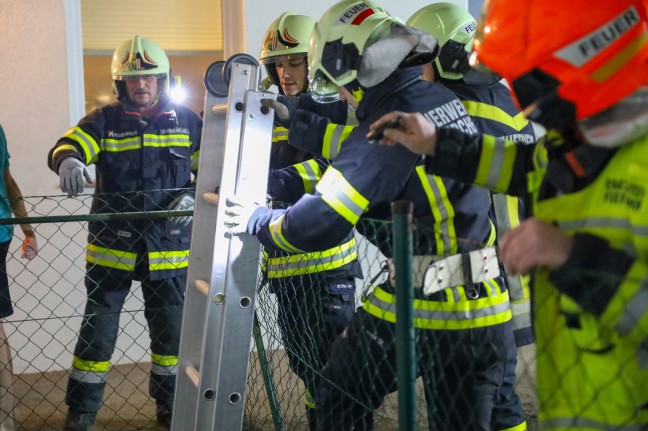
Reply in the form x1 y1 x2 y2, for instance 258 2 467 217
191 150 200 171
475 135 516 193
484 278 501 298
462 100 529 132
86 244 137 271
533 137 549 171
143 134 191 148
323 124 353 159
511 299 532 330
491 193 530 303
363 286 512 329
559 217 648 236
498 421 527 431
486 219 497 247
65 127 101 163
316 167 369 225
151 353 179 367
527 139 549 198
416 166 457 254
269 214 305 253
608 262 648 341
73 356 110 372
592 32 647 83
305 388 315 409
148 250 190 271
272 126 289 143
541 416 640 430
264 238 357 278
52 144 78 159
294 160 322 194
506 195 521 226
103 136 140 152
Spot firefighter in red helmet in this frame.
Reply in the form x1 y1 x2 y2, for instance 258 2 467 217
370 0 648 429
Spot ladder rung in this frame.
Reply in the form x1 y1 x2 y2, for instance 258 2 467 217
211 104 228 114
194 279 209 296
202 192 219 205
185 365 200 387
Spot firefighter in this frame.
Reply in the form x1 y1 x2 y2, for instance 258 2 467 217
258 12 362 430
406 4 533 430
226 1 517 429
370 0 648 429
48 35 202 431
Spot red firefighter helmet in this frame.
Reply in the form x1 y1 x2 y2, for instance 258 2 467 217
473 0 648 129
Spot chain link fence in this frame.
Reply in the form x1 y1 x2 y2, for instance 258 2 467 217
246 209 540 431
3 191 191 430
1 190 599 430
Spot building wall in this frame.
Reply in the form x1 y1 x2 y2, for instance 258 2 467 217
0 0 70 197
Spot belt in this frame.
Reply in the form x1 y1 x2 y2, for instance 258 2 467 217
413 247 500 296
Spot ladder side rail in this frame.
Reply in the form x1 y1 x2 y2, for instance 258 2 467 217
193 63 274 430
172 63 248 430
208 82 276 430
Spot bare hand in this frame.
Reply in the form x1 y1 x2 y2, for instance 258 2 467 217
367 111 437 155
21 234 38 260
499 218 574 275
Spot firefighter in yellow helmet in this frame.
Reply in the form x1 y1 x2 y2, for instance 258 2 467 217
48 35 202 431
407 4 534 431
370 0 648 429
258 12 363 431
260 12 315 96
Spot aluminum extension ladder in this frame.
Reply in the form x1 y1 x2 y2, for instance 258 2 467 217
171 54 276 431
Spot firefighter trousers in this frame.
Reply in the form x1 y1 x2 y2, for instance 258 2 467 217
274 277 355 407
315 308 521 430
65 264 186 413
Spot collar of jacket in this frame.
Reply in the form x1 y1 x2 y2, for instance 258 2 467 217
121 96 178 124
356 67 423 122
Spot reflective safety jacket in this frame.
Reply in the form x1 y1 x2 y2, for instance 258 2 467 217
444 70 537 346
249 68 511 330
264 97 362 287
48 97 202 280
429 126 648 429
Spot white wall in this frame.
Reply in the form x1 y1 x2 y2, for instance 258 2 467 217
0 0 70 197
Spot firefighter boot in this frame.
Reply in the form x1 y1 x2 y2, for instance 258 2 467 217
62 409 96 431
156 403 172 430
353 411 375 431
307 407 317 431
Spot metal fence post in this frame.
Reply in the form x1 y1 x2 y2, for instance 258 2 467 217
252 312 284 431
391 200 417 431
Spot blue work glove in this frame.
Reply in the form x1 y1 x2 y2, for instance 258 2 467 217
168 193 195 227
58 157 92 197
260 95 298 129
224 196 260 235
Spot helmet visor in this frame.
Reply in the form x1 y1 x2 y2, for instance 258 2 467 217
310 70 341 104
260 53 307 65
438 40 471 76
113 73 164 82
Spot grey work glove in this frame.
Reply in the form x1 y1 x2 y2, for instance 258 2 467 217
58 157 92 197
168 193 195 227
223 196 260 235
260 95 298 129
